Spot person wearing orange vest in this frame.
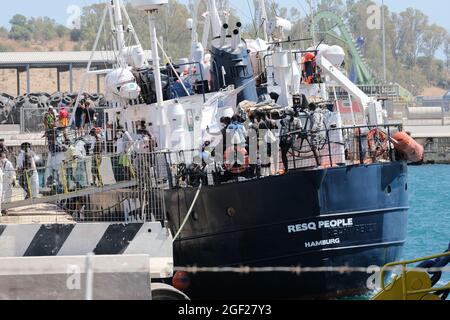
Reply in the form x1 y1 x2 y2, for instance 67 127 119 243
302 52 316 84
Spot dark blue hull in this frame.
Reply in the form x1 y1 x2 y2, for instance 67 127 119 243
166 161 409 299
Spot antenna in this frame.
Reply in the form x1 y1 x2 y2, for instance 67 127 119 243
131 0 168 106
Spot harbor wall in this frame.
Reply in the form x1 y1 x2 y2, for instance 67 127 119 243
416 137 450 164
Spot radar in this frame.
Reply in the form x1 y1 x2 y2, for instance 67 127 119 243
130 0 168 11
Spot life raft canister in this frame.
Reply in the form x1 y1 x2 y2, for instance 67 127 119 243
392 131 424 163
367 128 389 158
224 146 249 174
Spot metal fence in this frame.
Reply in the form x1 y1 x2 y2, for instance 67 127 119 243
13 107 108 133
144 123 403 189
0 151 167 224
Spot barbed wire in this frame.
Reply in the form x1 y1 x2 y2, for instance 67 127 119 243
174 265 450 275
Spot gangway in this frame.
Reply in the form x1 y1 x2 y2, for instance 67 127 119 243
0 151 168 222
1 180 137 211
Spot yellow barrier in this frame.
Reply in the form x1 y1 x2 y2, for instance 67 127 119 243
372 252 450 300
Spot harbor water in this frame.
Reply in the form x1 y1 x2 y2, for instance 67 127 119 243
347 164 450 300
404 165 450 285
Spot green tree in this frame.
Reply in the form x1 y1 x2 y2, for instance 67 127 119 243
444 35 450 70
420 24 448 58
10 14 28 27
9 25 32 41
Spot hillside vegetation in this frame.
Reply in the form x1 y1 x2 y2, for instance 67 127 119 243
0 0 448 96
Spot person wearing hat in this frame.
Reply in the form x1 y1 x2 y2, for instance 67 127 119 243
279 108 302 173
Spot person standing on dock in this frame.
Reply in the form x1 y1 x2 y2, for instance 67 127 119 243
16 143 40 200
0 139 11 156
0 152 16 215
90 128 103 187
116 126 135 181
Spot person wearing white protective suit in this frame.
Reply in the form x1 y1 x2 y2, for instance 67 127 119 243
17 143 40 199
0 164 3 216
116 127 135 181
0 152 16 215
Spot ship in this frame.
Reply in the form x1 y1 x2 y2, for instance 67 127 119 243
98 0 422 299
0 0 424 299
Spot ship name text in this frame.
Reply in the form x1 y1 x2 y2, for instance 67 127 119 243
287 218 353 233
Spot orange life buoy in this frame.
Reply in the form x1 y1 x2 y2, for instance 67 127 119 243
224 146 249 174
392 131 424 163
367 128 389 158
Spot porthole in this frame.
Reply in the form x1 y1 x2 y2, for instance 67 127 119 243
227 207 236 217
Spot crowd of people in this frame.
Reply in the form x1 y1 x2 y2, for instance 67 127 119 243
0 93 160 215
0 140 40 216
190 95 329 187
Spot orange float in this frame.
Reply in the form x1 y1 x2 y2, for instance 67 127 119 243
172 271 191 291
392 132 424 163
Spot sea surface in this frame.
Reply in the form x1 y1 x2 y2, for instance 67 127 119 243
348 164 450 300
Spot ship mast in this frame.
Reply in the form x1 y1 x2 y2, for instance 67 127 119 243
207 0 222 39
255 0 269 42
147 10 164 106
112 0 126 53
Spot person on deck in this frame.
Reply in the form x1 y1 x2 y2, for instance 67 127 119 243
43 106 57 131
75 100 86 138
309 103 325 167
279 108 302 173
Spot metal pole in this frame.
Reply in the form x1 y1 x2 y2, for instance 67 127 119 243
97 74 100 93
147 10 164 106
85 253 94 300
69 64 74 92
70 6 108 126
381 0 387 83
112 0 126 52
16 68 20 96
308 0 316 44
57 68 61 92
26 65 30 94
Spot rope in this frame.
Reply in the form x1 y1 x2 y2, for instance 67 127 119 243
172 182 203 242
174 265 450 275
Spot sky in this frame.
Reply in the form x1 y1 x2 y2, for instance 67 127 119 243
0 0 448 32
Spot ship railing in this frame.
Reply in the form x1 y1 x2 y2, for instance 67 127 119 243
144 123 404 190
284 123 404 170
0 151 167 224
17 107 108 134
